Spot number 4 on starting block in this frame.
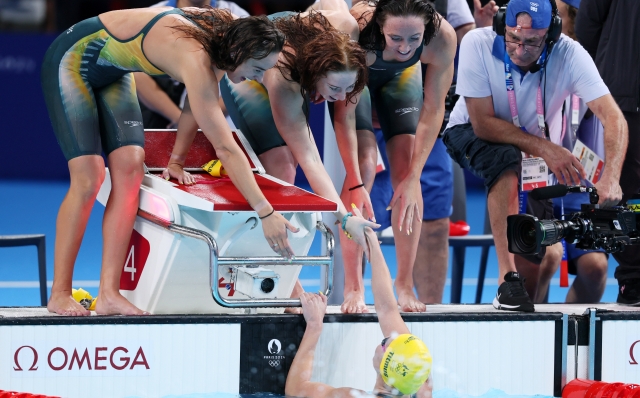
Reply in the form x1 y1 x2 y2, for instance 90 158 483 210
120 230 151 291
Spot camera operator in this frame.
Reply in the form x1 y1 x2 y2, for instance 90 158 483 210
516 0 609 304
441 0 627 312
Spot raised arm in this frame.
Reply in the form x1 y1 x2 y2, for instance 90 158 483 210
366 228 410 337
350 204 410 337
285 292 365 398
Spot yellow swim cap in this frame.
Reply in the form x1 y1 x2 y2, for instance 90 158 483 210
379 334 432 395
202 159 227 177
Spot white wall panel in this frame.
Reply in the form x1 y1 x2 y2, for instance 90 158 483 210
1 323 240 397
601 320 640 383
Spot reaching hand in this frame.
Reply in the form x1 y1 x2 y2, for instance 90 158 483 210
262 211 300 259
162 163 196 185
473 0 499 28
299 292 328 328
540 142 586 186
387 177 422 234
348 186 375 223
344 207 381 259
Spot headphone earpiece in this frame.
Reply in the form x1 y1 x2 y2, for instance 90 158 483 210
546 0 562 44
493 6 507 36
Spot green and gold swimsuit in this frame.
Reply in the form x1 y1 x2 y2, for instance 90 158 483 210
41 9 184 160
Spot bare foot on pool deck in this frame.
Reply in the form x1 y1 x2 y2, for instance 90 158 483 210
95 292 150 316
341 290 369 313
48 292 91 316
397 288 426 313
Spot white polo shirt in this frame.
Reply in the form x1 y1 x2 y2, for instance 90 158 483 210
446 0 474 30
446 27 609 146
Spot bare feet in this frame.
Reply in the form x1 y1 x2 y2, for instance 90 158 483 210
94 292 150 316
397 288 426 312
341 290 369 313
48 291 91 316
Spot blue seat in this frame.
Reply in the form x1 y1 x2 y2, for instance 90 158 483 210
448 162 494 304
0 234 47 306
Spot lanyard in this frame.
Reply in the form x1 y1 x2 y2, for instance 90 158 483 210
504 48 548 138
561 94 581 143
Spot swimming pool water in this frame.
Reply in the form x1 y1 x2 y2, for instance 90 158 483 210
159 389 555 398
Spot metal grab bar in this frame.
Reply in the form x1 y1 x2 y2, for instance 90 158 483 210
137 209 334 308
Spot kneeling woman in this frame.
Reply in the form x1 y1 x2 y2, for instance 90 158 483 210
165 1 380 303
42 7 287 316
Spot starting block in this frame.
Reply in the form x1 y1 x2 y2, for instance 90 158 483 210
96 129 337 314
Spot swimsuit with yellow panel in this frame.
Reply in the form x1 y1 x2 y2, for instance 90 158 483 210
41 9 186 160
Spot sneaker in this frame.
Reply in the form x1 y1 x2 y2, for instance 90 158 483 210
617 279 640 306
492 272 535 312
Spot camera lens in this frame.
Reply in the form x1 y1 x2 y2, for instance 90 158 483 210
261 278 275 293
514 217 538 253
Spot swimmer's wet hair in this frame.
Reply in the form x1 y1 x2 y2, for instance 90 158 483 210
358 0 441 52
172 7 285 71
273 10 368 105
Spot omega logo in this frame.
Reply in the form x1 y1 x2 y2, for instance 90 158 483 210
13 345 150 372
629 340 640 365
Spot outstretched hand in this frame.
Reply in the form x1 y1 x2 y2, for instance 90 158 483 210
162 163 196 185
344 204 381 260
262 211 300 259
387 177 422 234
299 292 328 328
348 186 375 223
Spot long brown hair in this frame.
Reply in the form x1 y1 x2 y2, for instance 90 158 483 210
273 11 368 105
171 7 285 71
358 0 441 52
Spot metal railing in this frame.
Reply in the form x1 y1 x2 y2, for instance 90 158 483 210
137 209 334 308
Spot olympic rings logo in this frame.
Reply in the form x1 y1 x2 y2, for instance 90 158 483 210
268 360 280 368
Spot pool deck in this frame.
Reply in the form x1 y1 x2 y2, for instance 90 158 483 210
1 302 638 318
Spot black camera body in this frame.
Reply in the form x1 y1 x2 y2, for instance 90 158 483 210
507 186 640 255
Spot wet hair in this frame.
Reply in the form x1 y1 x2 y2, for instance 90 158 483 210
171 7 285 72
273 11 368 105
358 0 441 52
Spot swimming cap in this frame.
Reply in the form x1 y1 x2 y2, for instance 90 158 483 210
379 334 432 395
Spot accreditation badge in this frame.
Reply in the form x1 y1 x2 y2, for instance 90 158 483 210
572 139 604 184
521 156 548 191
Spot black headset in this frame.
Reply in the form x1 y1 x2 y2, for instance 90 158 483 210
493 0 562 45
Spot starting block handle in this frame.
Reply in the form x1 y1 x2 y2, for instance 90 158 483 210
136 209 334 308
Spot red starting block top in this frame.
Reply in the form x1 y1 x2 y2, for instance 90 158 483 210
163 173 337 212
144 129 337 212
144 129 260 171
